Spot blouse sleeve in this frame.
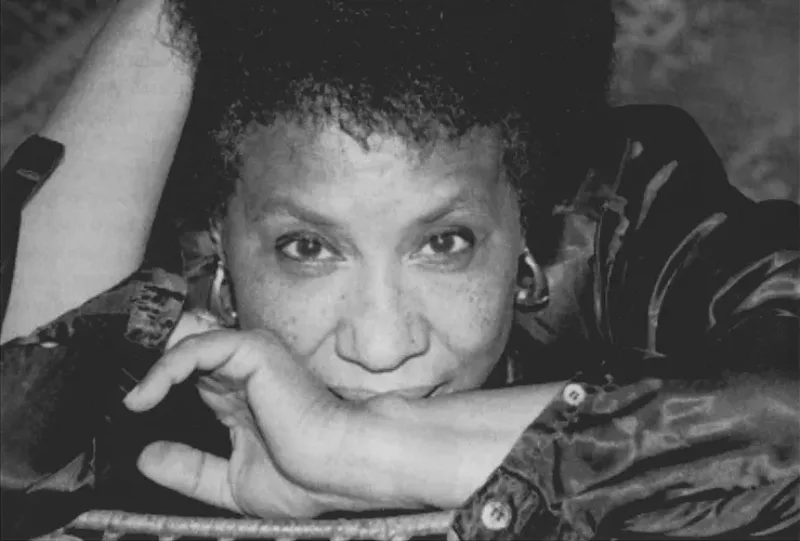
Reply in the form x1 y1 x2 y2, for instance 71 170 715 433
0 267 186 540
449 106 799 540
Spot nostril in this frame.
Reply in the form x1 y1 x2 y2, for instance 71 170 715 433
336 312 428 372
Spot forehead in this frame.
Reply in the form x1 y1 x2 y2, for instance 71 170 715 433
237 116 506 203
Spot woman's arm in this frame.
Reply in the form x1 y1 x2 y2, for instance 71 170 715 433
352 383 565 509
1 0 194 342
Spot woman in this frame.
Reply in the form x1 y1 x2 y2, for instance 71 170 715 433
2 1 798 540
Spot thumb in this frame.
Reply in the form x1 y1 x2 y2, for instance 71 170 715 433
137 441 241 513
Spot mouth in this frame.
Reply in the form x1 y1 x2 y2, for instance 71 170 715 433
329 384 444 402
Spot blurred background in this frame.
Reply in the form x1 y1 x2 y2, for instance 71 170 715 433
1 0 797 202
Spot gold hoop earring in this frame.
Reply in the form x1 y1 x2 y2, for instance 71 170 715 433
211 257 239 327
515 249 549 312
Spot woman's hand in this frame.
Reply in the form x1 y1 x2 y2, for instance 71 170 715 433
123 311 381 518
123 312 561 517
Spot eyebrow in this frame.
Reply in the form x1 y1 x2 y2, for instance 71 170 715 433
252 191 485 229
417 193 480 225
251 197 341 229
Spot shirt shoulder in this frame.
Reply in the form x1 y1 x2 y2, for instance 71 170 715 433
567 104 797 355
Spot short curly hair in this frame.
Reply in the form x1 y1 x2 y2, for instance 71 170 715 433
160 1 617 262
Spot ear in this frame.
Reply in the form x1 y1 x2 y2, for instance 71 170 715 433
517 219 529 257
179 217 227 280
518 230 528 256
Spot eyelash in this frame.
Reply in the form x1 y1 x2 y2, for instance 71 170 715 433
275 233 340 263
416 228 476 261
275 228 477 266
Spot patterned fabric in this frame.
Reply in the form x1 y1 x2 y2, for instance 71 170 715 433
1 269 186 539
1 105 798 540
610 0 799 203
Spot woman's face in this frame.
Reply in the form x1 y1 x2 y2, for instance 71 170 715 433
223 117 524 401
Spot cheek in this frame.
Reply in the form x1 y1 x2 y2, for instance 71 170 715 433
419 269 516 391
421 255 518 355
223 217 341 354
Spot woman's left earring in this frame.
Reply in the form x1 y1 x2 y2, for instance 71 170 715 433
211 257 239 327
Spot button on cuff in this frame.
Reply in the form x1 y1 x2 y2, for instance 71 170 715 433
481 500 513 530
563 383 587 406
451 466 545 540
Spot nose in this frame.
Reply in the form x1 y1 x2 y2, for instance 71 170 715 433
336 265 429 373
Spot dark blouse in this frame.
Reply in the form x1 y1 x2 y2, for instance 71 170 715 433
2 105 798 540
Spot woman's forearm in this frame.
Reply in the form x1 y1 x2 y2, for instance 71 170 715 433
346 382 564 510
1 0 194 342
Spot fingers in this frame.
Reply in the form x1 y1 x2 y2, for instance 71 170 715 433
124 329 255 412
137 441 241 513
124 310 224 410
123 332 213 411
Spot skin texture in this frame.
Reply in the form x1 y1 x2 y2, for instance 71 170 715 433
221 115 526 401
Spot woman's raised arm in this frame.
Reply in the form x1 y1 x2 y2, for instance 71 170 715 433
1 0 194 342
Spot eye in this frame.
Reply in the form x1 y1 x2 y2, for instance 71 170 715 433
276 233 338 263
418 229 476 258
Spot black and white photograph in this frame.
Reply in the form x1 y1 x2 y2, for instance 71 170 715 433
1 1 798 540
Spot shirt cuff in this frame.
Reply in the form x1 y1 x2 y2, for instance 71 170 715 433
449 373 640 540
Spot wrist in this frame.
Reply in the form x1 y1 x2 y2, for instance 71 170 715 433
351 395 471 509
343 384 565 510
316 397 426 509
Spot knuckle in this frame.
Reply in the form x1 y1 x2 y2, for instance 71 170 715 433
239 332 270 355
178 332 208 349
171 312 222 344
249 329 285 353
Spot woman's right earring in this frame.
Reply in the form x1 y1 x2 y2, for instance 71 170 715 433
515 250 549 312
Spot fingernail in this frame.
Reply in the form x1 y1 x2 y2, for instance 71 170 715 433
123 385 141 406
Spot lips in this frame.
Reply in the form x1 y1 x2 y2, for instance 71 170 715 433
330 384 442 401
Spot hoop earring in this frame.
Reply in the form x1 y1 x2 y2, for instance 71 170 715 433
211 257 239 327
515 249 549 312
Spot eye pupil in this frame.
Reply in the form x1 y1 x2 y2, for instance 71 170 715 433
430 233 455 254
297 238 321 258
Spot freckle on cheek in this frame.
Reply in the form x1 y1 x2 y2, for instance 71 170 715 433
270 313 300 347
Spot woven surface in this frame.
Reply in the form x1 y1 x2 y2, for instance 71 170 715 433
35 509 456 541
